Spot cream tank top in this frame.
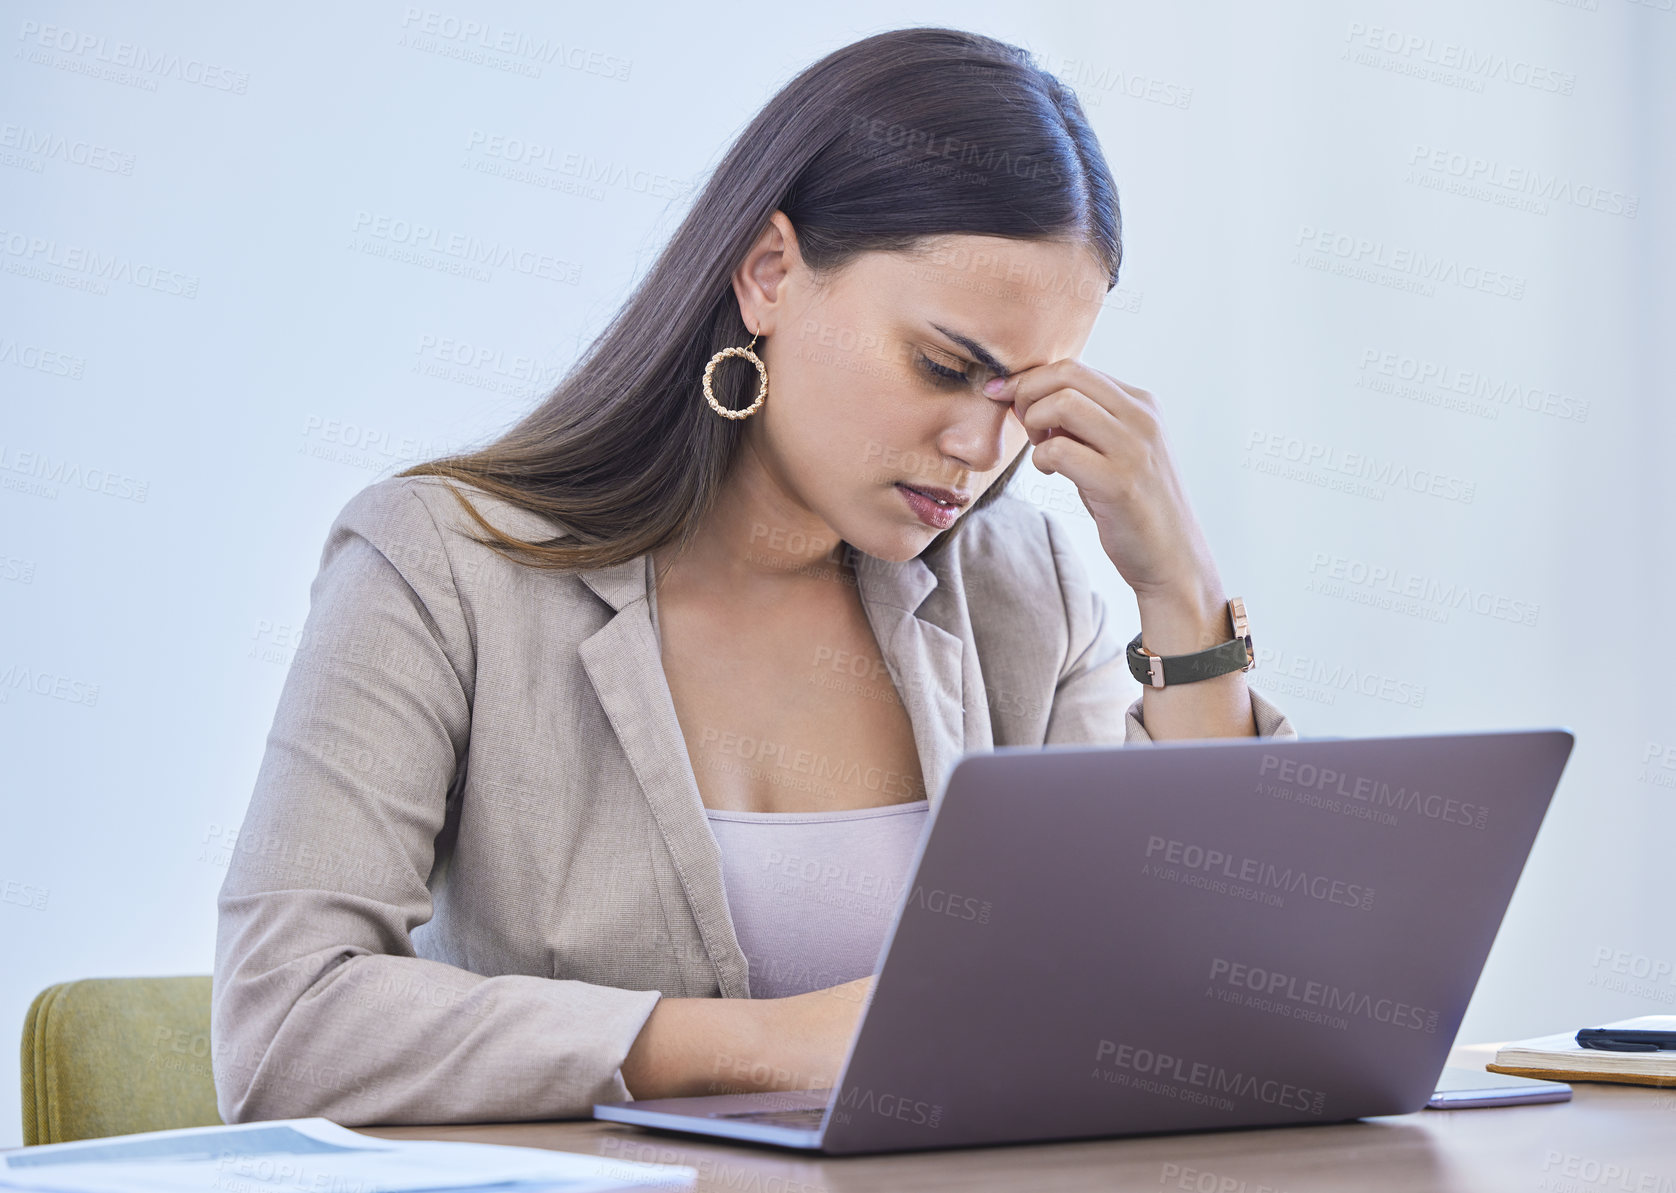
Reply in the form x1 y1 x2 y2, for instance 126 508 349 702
648 556 933 999
704 801 931 998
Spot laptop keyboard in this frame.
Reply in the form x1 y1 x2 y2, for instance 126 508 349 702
709 1106 827 1130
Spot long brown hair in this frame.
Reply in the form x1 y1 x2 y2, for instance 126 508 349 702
395 25 1122 572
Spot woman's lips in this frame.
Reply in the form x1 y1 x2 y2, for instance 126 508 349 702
895 482 962 530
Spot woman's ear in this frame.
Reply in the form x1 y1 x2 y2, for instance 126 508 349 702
732 210 802 336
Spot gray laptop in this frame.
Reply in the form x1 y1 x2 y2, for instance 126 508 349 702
594 728 1574 1154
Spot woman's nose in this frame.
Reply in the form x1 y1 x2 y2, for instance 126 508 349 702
939 405 1013 475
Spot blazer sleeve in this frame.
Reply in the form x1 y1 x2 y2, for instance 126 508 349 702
211 478 661 1126
1038 515 1298 746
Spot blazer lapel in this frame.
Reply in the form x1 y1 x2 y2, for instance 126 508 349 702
574 556 751 998
849 550 970 811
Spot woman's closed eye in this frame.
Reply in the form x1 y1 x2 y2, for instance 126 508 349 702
915 351 988 390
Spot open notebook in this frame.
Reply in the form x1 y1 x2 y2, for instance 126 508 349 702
1488 1015 1676 1087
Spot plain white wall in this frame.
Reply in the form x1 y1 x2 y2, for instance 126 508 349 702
2 0 1672 1150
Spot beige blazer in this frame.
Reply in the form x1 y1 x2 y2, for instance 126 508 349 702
212 474 1296 1127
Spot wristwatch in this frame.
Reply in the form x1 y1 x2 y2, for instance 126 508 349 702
1126 597 1256 689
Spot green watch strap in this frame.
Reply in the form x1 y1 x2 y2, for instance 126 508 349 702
1125 598 1255 688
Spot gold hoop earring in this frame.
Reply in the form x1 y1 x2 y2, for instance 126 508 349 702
702 330 768 420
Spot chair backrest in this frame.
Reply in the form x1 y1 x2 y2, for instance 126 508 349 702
21 976 223 1146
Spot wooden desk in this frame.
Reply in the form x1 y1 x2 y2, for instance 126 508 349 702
355 1045 1676 1192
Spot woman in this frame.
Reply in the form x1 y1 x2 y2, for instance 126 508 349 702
212 26 1295 1127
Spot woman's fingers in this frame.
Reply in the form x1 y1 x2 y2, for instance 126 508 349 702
1029 431 1108 483
989 359 1159 440
1018 388 1130 456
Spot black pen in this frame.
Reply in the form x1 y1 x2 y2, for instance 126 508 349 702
1575 1028 1676 1052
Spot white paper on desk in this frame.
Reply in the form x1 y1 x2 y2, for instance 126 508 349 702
0 1116 695 1192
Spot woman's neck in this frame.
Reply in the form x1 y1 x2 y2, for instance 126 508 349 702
651 442 853 593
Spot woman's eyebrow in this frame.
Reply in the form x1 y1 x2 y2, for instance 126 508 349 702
928 323 1011 378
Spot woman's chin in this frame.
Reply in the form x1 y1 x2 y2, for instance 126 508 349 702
840 522 940 564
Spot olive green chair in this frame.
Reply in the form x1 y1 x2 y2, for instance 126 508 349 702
21 976 223 1145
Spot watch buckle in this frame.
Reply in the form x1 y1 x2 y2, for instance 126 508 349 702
1229 597 1255 672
